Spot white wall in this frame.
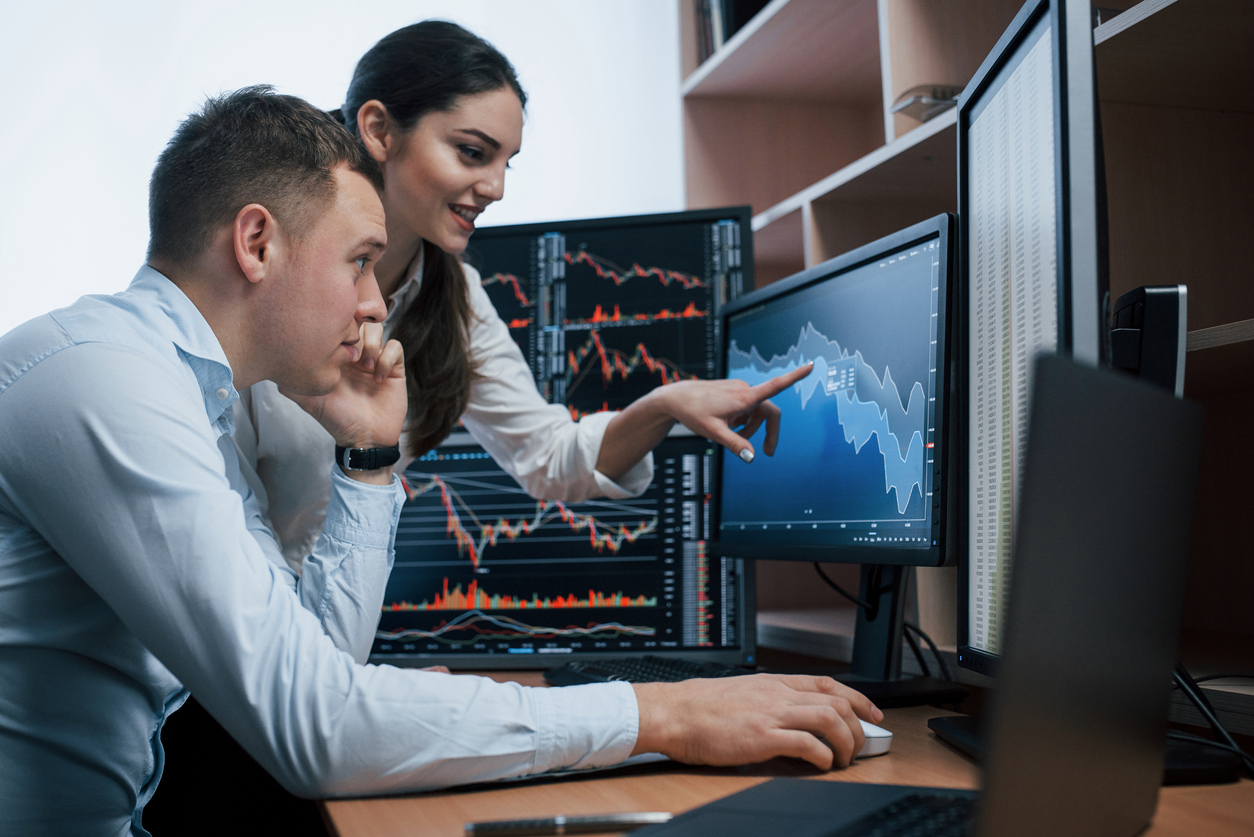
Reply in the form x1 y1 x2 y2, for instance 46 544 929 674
0 0 683 335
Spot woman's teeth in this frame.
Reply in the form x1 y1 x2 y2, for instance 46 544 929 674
451 205 480 222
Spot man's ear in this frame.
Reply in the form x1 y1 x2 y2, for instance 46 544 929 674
357 100 396 164
233 203 280 285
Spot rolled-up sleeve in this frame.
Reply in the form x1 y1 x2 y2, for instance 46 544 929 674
2 345 640 797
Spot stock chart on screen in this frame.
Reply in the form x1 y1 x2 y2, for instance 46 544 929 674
372 437 746 660
720 239 942 549
465 212 745 418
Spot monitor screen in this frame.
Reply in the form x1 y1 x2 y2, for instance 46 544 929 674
715 216 953 567
956 0 1107 672
372 436 751 667
371 208 755 668
464 209 748 418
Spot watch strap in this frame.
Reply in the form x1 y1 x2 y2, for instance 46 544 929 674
335 444 401 471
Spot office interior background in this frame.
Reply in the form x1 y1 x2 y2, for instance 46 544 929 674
2 0 1251 753
0 0 684 337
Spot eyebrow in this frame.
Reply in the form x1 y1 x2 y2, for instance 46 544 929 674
357 238 386 253
455 128 501 150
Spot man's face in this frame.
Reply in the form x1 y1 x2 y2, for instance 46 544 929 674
267 166 388 395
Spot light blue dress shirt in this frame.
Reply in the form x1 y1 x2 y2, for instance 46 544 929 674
0 267 638 837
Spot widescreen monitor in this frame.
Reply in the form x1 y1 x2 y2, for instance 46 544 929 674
712 215 959 697
956 0 1109 674
370 207 756 669
715 215 955 569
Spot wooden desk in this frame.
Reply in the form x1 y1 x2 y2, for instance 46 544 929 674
323 673 1254 837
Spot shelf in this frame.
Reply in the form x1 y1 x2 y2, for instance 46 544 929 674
753 108 956 231
1187 318 1254 352
756 608 995 688
682 0 881 105
1096 0 1254 113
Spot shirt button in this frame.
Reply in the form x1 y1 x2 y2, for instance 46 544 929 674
215 388 229 400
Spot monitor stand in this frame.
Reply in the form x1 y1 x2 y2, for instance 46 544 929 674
830 565 967 708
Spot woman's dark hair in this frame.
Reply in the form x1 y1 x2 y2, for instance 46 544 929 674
335 21 527 458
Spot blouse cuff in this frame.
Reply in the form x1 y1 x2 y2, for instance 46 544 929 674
576 410 654 499
530 681 639 773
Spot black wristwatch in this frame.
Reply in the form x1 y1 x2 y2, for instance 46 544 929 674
335 444 401 471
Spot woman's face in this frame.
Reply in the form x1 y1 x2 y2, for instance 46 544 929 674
380 88 524 256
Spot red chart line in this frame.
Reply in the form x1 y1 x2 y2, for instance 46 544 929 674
482 272 532 307
565 331 694 398
565 251 705 289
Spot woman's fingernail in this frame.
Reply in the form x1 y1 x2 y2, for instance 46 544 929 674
739 448 755 463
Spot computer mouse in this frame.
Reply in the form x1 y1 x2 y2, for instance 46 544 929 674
858 719 892 758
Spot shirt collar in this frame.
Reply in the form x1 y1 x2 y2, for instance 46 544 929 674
382 247 426 338
125 265 239 435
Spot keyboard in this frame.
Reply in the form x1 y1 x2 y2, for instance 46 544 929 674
543 655 750 686
829 793 975 837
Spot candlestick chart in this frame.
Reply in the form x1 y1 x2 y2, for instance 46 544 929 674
372 437 736 660
463 216 737 415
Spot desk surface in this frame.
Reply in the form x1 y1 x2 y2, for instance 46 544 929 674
322 672 1254 837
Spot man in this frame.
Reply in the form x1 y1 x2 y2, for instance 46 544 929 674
0 87 879 836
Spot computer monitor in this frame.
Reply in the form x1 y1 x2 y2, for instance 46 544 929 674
956 0 1109 675
714 214 960 702
463 207 751 417
369 207 756 669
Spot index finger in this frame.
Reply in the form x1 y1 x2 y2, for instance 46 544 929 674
781 674 883 723
749 361 814 402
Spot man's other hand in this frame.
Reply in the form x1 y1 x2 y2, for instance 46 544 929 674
282 322 407 482
631 674 882 770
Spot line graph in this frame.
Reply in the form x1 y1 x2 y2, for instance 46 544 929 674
565 330 695 399
565 250 705 289
729 322 926 515
385 577 657 612
482 272 531 307
400 471 658 569
377 609 657 644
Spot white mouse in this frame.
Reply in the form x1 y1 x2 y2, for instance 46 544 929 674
857 719 892 758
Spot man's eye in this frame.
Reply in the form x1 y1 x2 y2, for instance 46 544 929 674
356 257 368 272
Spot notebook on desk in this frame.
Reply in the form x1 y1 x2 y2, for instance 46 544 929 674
634 356 1204 836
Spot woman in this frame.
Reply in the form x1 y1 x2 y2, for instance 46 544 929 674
234 20 810 569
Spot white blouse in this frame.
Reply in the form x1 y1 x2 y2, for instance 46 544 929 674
234 250 654 571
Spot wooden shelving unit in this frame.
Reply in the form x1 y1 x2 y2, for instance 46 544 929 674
679 0 1254 685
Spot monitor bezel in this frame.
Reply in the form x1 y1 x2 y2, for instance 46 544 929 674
710 213 955 569
374 206 758 671
467 205 755 307
954 0 1105 677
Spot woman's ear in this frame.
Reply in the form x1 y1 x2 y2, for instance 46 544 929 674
357 100 395 164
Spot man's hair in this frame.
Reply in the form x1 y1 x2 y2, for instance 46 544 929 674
147 85 384 266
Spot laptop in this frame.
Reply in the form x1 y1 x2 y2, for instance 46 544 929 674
634 355 1204 837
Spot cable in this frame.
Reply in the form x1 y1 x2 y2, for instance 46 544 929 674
902 622 932 678
1167 731 1254 776
812 563 953 683
1194 673 1254 685
904 621 954 683
1173 663 1254 780
813 562 872 610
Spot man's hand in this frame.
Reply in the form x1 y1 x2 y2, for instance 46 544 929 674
631 674 882 770
282 323 407 483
